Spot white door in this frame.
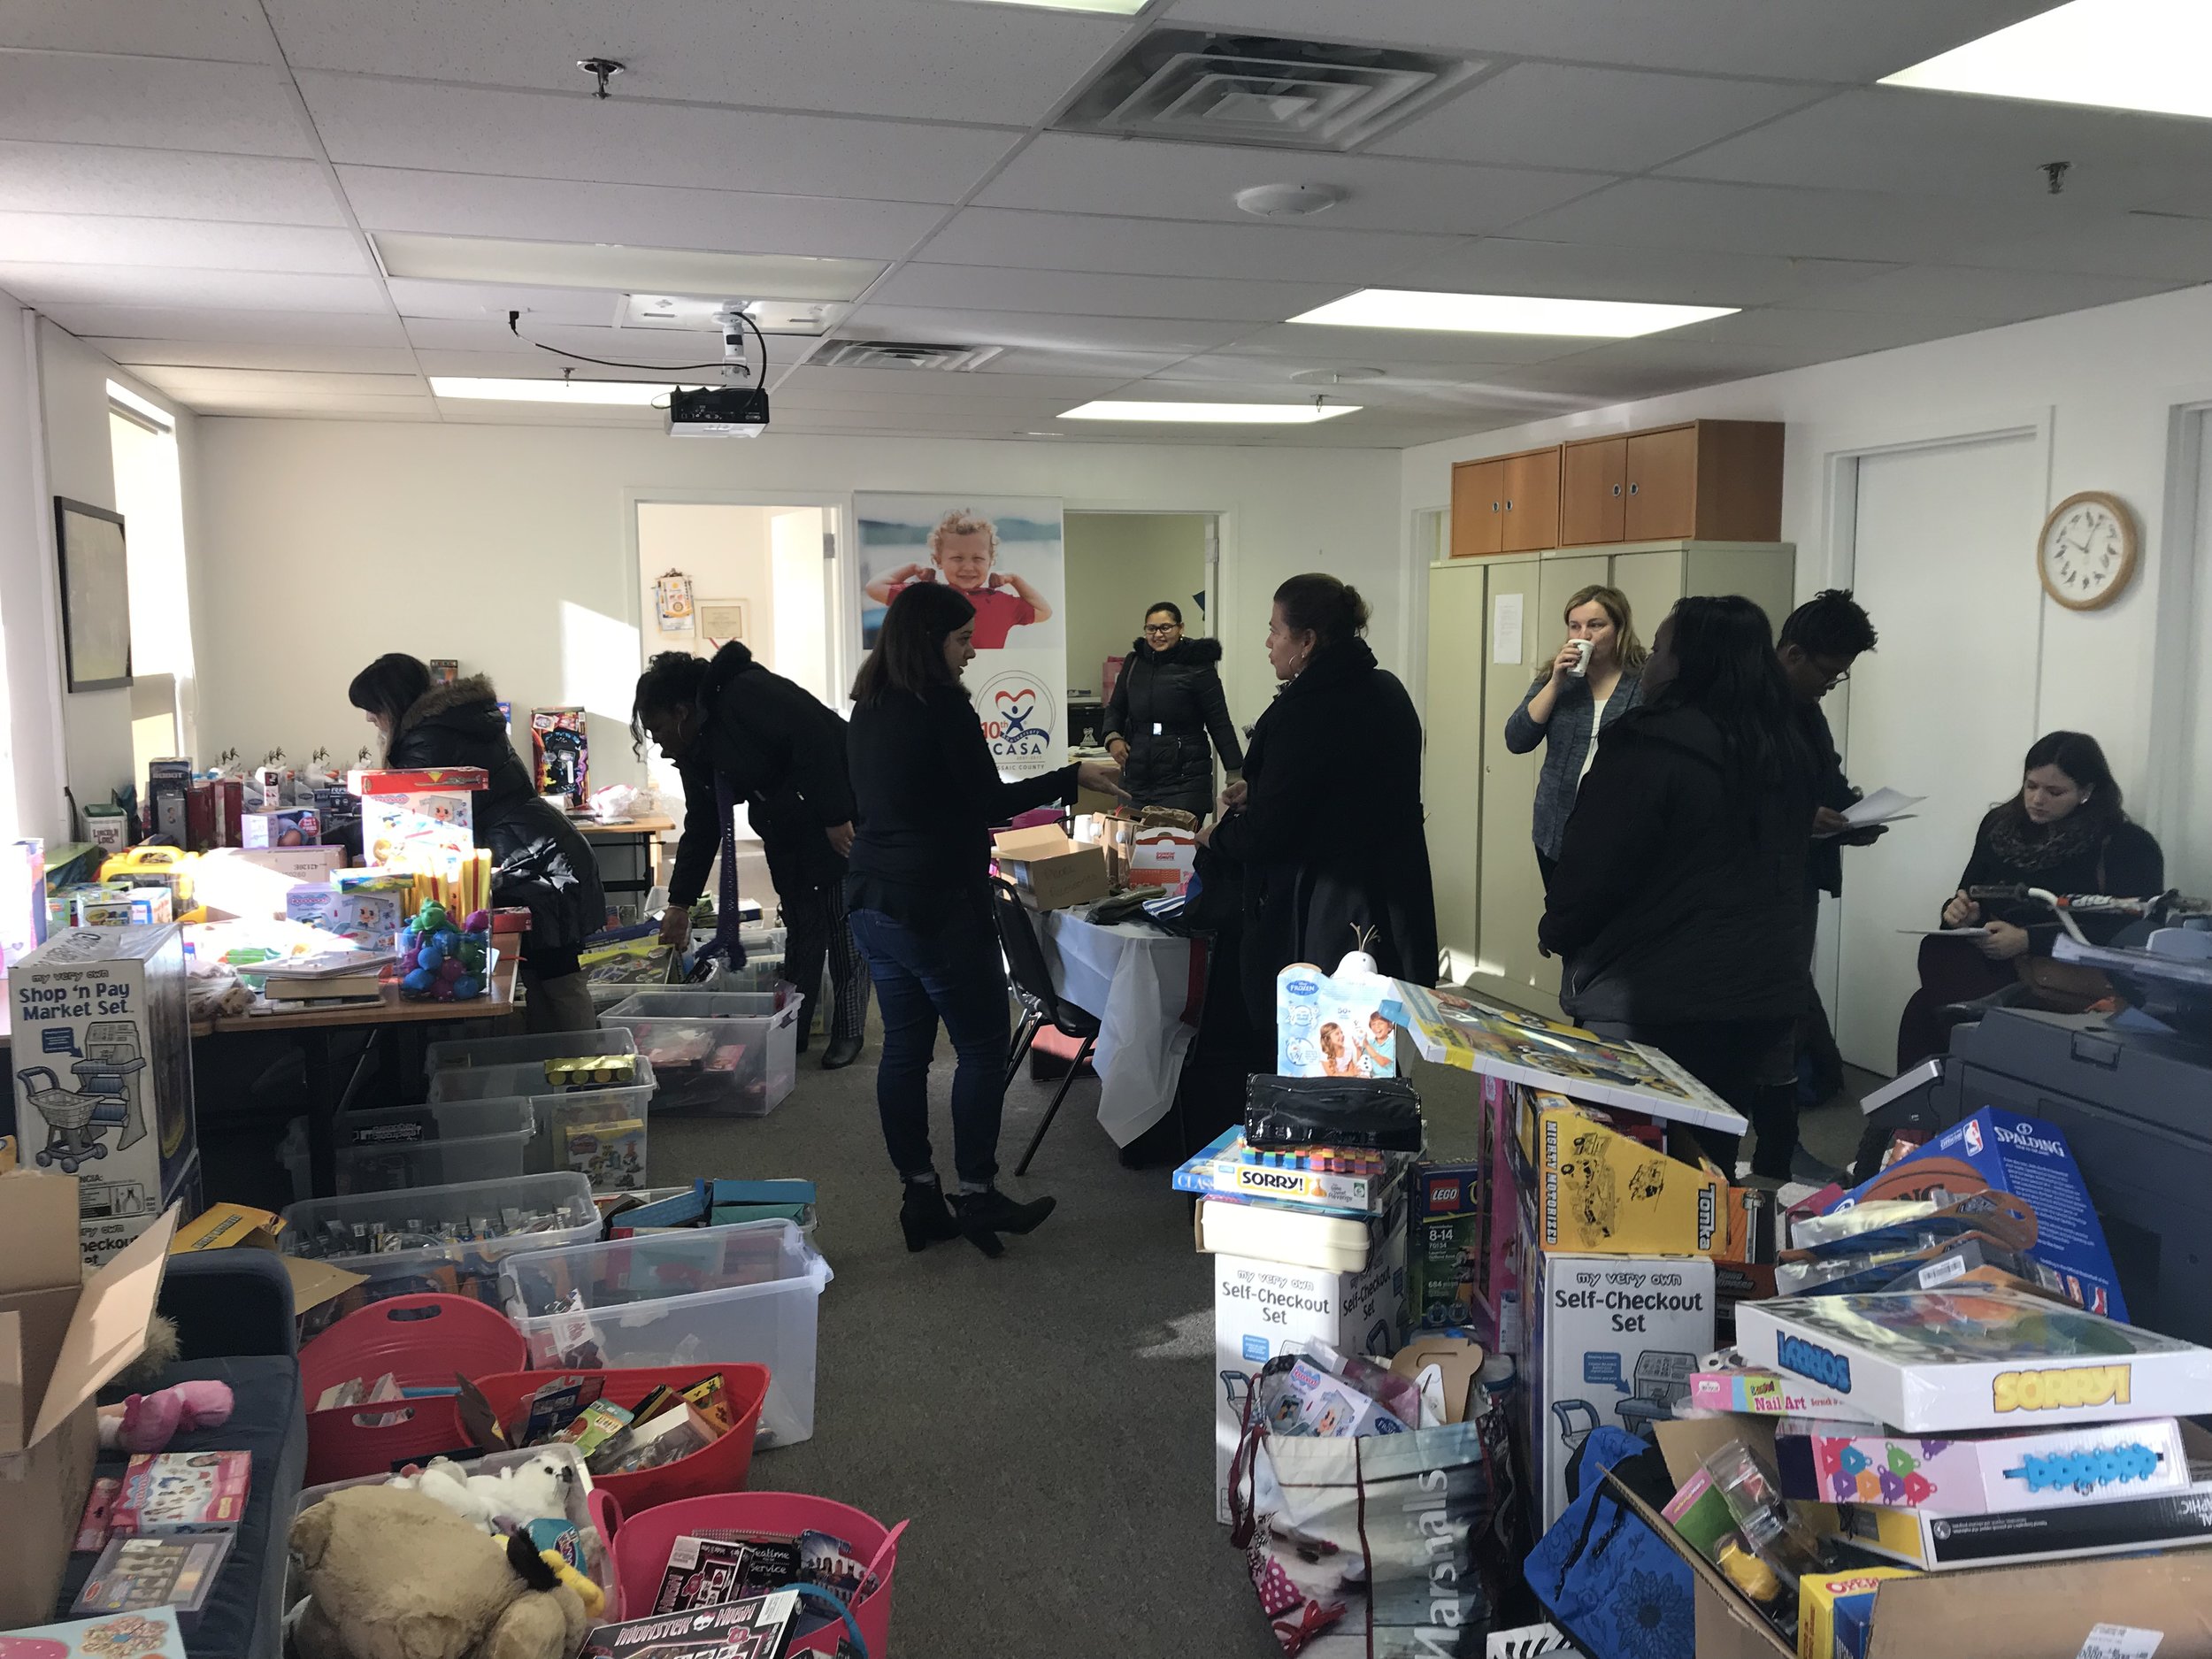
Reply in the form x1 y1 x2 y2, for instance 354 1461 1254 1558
1832 434 2044 1071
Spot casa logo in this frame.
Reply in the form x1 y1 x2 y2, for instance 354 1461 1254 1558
977 671 1056 775
1774 1333 1853 1393
1993 1363 2131 1413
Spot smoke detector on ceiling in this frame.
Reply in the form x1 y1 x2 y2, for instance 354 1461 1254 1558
1235 183 1345 219
813 340 1005 372
1056 28 1479 152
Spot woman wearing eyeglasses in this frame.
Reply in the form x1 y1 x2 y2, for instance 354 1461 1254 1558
1102 602 1244 821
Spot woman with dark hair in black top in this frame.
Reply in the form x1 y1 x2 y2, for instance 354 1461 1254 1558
845 582 1123 1257
1895 731 2162 1068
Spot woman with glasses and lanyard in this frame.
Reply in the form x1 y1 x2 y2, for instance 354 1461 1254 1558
1102 602 1244 821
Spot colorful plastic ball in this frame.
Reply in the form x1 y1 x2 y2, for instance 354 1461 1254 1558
398 949 420 973
454 975 483 998
463 910 491 933
433 981 456 1002
402 968 434 994
419 944 446 972
438 958 465 983
418 902 448 932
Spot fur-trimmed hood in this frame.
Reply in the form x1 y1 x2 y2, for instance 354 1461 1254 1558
1127 634 1223 667
396 672 501 737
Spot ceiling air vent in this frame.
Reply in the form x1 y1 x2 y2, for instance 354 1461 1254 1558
1056 27 1479 152
812 340 1004 372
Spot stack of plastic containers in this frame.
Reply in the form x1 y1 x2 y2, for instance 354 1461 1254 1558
602 990 803 1115
426 1050 657 1187
334 1097 538 1194
501 1218 833 1448
422 1026 639 1078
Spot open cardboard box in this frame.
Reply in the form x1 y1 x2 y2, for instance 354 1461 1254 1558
1617 1415 2212 1658
992 825 1112 910
172 1202 365 1317
0 1173 176 1628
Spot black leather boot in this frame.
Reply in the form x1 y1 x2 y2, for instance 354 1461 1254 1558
898 1179 959 1253
950 1187 1056 1258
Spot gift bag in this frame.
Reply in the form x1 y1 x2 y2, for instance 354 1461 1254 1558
1229 1369 1507 1657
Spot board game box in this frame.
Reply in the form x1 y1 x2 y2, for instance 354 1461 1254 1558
1775 1416 2192 1513
1735 1289 2212 1433
2 1606 189 1659
72 1534 233 1619
111 1452 250 1535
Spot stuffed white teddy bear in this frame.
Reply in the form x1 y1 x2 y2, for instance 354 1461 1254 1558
392 1453 577 1535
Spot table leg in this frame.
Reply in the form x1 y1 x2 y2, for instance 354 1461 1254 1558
303 1029 337 1198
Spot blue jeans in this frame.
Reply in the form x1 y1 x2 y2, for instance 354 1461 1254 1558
848 907 1011 1188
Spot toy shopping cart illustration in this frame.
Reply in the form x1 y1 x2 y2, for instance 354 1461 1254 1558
16 1019 149 1174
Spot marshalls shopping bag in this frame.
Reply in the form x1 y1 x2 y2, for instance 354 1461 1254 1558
1229 1359 1509 1658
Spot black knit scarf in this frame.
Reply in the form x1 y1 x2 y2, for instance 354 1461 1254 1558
1983 802 2106 875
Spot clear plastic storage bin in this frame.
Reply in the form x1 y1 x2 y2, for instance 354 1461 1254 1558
501 1219 833 1448
280 1170 600 1311
335 1097 537 1194
421 1026 636 1079
602 990 802 1115
426 1057 658 1181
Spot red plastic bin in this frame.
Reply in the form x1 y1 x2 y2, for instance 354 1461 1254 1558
470 1364 769 1515
300 1294 528 1484
603 1491 905 1656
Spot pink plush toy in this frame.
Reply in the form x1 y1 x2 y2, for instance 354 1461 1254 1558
97 1380 234 1452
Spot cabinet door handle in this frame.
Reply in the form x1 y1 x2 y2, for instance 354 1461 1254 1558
1611 484 1622 496
1628 481 1640 495
1504 499 1514 511
1491 501 1500 512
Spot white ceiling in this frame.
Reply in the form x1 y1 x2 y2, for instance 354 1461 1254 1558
4 0 2207 446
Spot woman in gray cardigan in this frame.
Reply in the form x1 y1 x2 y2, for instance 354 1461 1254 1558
1503 583 1647 883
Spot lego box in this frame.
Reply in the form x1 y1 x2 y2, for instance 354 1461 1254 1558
9 927 199 1265
1212 1220 1405 1524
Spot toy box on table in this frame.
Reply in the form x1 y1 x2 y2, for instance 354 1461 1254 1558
9 926 197 1265
1733 1289 2212 1434
347 766 483 874
240 807 319 850
532 709 589 808
1210 1218 1406 1524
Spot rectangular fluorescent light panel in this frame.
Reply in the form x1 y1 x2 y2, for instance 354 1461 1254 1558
1293 289 1736 336
430 377 679 405
1060 400 1357 423
951 0 1148 12
1881 0 2212 119
375 232 881 303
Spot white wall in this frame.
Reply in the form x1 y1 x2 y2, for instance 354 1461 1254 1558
638 502 778 664
192 420 1402 787
1063 511 1211 703
1403 284 2212 883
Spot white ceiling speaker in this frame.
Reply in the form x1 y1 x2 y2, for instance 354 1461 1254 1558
1234 182 1348 219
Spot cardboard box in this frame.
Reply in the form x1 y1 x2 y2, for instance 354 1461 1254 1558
1275 963 1400 1079
185 781 214 852
1630 1416 2212 1658
146 759 192 845
1798 1568 1921 1659
1529 1100 1723 1256
1525 1249 1715 1532
84 807 130 856
1479 1078 1525 1348
1836 1107 2129 1320
240 807 320 850
991 826 1110 911
530 708 589 808
10 927 198 1265
1212 1219 1406 1524
1130 825 1195 881
169 1202 363 1317
0 1174 173 1630
1733 1288 2212 1434
214 778 243 849
1777 1416 2191 1513
1683 1366 1858 1419
1068 814 1133 888
0 839 47 972
190 847 343 922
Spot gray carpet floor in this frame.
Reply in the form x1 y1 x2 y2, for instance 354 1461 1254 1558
647 1017 1877 1658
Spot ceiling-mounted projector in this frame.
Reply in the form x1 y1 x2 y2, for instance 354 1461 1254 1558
668 385 770 438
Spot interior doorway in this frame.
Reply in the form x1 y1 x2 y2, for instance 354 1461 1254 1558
1063 511 1216 750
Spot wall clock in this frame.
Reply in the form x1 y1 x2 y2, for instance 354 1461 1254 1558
2037 490 2136 611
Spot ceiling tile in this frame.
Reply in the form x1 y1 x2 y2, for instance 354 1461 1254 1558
0 53 311 156
778 365 1133 402
388 280 623 326
1661 88 2212 207
1160 0 2055 83
37 305 411 345
267 0 1128 124
0 140 344 225
0 213 369 274
1144 352 1528 387
1217 322 1589 365
838 305 1248 356
0 264 389 312
912 206 1449 285
296 74 1019 204
90 339 423 373
870 264 1343 321
135 365 424 397
408 349 718 380
195 394 439 420
972 132 1607 234
1662 306 2008 354
1372 64 1828 172
0 1 278 62
1793 265 2176 324
335 167 947 261
1391 236 1905 307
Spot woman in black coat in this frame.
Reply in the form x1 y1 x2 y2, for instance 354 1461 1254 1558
1102 602 1244 820
1539 595 1816 1164
349 656 606 1033
1202 574 1438 1032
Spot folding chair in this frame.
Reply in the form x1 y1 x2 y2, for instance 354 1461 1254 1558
990 877 1103 1176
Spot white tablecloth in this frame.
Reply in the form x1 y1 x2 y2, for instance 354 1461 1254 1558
1040 910 1195 1145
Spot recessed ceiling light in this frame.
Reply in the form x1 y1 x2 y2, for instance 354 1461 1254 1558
1292 289 1736 337
1235 183 1346 219
374 232 881 303
1882 1 2212 119
431 377 682 405
1060 400 1358 423
951 0 1147 12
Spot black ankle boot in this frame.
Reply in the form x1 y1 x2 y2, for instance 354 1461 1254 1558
898 1179 958 1253
951 1186 1056 1257
821 1032 864 1070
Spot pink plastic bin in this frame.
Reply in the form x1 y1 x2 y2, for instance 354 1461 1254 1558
603 1491 906 1657
299 1294 527 1484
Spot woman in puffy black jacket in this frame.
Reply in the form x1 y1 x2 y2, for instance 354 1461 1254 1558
349 655 606 1032
1102 602 1244 820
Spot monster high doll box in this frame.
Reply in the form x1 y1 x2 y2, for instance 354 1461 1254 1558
1735 1289 2212 1435
10 926 198 1266
110 1453 250 1536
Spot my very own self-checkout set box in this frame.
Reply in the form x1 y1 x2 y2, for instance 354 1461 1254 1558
1212 1221 1406 1524
10 926 199 1265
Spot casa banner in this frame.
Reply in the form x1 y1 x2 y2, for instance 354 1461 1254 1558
855 493 1068 778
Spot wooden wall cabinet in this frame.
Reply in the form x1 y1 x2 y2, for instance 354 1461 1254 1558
1560 437 1625 545
1450 456 1505 558
1557 419 1783 546
1449 445 1562 558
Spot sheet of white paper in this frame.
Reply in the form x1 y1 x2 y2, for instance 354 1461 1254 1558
1491 592 1524 665
1896 926 1992 939
1843 786 1924 826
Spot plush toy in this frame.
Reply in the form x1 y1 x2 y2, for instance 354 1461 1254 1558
97 1380 234 1452
289 1485 595 1659
393 1453 579 1536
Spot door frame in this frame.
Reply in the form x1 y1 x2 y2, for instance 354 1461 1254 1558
2146 395 2212 888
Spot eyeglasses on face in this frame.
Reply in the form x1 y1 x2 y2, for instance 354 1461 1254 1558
1143 622 1179 634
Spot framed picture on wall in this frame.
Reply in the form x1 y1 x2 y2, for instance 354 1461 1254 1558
53 496 133 692
696 600 750 647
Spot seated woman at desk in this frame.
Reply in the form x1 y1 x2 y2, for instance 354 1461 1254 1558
349 655 605 1032
1895 731 2164 1069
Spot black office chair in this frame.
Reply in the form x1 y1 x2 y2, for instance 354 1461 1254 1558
990 877 1103 1176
